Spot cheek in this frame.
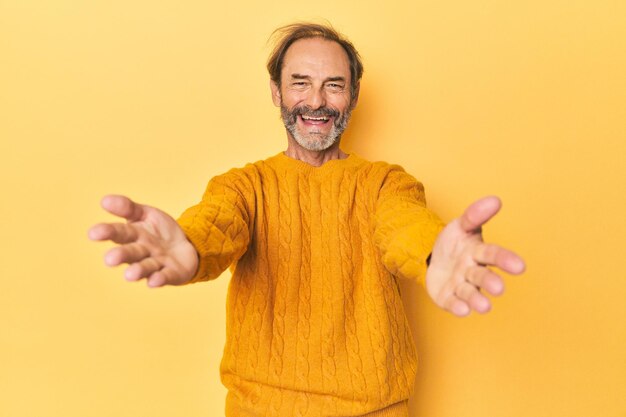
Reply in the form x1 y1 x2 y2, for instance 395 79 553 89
331 98 352 114
281 89 307 105
329 91 352 108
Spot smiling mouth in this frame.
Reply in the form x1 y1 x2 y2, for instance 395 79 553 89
300 115 331 125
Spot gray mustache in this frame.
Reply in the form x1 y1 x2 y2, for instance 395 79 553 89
293 106 340 119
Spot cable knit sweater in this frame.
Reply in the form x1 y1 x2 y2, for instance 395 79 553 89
177 152 444 417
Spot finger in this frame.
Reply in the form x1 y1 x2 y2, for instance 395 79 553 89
466 265 505 296
473 243 526 275
89 223 139 244
459 196 502 232
455 281 491 314
146 270 169 288
105 242 150 267
443 294 471 317
100 195 145 222
125 257 162 281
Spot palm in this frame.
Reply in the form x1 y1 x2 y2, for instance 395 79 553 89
89 195 198 287
425 196 525 317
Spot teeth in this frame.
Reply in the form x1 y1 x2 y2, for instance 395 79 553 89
302 116 329 121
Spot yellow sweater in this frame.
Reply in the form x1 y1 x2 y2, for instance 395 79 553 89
177 152 444 417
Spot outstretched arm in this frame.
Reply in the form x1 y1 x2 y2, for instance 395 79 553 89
425 196 526 317
88 195 199 287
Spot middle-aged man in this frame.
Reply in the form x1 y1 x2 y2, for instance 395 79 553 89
89 23 525 417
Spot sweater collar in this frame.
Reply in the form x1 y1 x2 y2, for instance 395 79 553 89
269 151 364 173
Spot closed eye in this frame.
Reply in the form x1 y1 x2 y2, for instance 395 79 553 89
326 83 345 90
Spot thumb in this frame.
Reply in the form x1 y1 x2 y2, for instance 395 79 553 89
459 196 502 232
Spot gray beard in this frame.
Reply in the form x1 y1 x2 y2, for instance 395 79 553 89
280 104 352 151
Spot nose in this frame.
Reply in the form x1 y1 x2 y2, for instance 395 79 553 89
305 87 326 109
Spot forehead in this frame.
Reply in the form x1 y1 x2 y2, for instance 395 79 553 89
281 37 351 81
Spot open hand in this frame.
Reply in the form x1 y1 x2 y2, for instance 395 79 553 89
425 196 525 317
88 195 198 287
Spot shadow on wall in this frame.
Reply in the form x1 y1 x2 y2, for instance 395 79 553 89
339 85 379 158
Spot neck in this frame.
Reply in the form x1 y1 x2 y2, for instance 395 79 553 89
284 135 348 167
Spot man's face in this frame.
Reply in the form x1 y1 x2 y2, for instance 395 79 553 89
271 37 358 151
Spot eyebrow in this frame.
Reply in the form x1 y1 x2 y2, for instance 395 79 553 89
290 74 347 83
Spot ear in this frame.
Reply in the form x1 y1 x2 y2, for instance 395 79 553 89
350 82 361 109
270 80 282 107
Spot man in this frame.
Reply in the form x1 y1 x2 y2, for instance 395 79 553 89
89 23 525 417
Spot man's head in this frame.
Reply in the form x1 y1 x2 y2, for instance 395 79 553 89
267 23 364 151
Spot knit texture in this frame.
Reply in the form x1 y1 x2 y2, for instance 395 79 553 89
177 152 444 417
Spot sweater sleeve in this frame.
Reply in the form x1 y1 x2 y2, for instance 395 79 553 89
373 166 445 286
176 172 252 283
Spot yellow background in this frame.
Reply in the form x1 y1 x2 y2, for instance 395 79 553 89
1 0 625 416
